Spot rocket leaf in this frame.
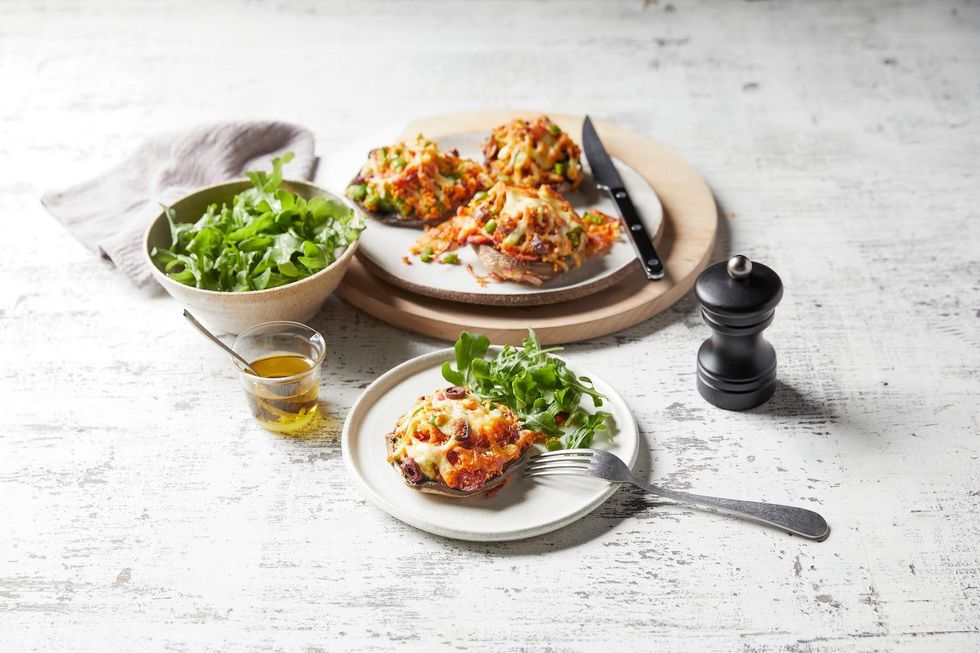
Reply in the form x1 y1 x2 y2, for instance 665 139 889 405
151 152 364 292
442 329 612 450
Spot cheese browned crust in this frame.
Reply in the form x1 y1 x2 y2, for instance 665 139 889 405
386 385 540 495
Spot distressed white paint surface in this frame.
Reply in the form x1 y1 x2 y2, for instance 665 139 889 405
1 1 979 651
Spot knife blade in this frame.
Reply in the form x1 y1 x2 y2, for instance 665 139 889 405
582 116 664 280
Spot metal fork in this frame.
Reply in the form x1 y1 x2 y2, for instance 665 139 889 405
524 449 830 541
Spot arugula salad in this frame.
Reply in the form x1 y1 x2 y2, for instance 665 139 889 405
442 330 612 450
152 153 364 292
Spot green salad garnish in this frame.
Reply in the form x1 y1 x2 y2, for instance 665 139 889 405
152 152 364 291
442 330 612 450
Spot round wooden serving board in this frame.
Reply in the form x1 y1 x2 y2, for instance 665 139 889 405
336 111 718 345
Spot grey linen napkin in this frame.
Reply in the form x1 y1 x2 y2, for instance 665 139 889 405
41 121 316 288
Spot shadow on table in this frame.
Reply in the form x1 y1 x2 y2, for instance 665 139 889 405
260 398 345 444
750 379 840 422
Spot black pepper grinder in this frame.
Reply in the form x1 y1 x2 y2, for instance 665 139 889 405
694 254 783 411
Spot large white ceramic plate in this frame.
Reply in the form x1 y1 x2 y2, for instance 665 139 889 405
341 348 639 541
354 130 663 306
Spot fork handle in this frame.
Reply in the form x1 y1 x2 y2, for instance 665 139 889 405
630 479 830 541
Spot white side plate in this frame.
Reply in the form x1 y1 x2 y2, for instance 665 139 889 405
341 348 639 541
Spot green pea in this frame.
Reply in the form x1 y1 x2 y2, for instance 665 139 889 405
347 184 367 202
553 162 566 176
548 123 561 136
484 220 497 234
442 253 460 265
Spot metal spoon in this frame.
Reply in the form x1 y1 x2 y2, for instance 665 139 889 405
182 310 259 375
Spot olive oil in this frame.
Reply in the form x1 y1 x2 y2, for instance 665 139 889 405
250 354 316 379
243 354 319 432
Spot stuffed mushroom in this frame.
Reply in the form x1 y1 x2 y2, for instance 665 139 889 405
347 135 490 227
411 181 621 285
483 116 583 191
386 385 540 497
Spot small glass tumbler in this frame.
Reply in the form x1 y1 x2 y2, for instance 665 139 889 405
231 321 326 433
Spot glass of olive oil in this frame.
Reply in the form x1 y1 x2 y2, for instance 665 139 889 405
231 321 326 433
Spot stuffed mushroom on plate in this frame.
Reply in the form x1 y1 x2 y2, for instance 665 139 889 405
411 181 620 285
346 135 490 227
483 116 583 192
385 385 541 497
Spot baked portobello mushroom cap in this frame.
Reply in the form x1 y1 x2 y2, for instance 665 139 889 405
410 182 620 285
475 244 562 286
385 432 532 497
346 136 490 229
385 385 540 497
483 116 583 192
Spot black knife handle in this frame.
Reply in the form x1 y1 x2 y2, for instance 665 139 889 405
608 187 664 280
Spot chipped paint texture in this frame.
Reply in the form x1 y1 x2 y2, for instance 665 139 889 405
1 0 979 651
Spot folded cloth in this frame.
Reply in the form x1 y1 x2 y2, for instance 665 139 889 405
41 121 316 288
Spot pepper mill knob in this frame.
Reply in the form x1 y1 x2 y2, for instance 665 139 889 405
727 254 752 279
694 254 783 411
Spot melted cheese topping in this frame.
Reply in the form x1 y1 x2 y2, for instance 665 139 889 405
501 187 564 224
347 135 489 224
483 116 583 190
387 386 540 491
411 182 621 273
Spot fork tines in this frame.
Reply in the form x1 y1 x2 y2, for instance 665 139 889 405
523 449 597 478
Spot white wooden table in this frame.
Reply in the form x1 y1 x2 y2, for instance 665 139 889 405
2 1 979 650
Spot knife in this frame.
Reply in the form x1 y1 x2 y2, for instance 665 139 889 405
582 116 664 280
